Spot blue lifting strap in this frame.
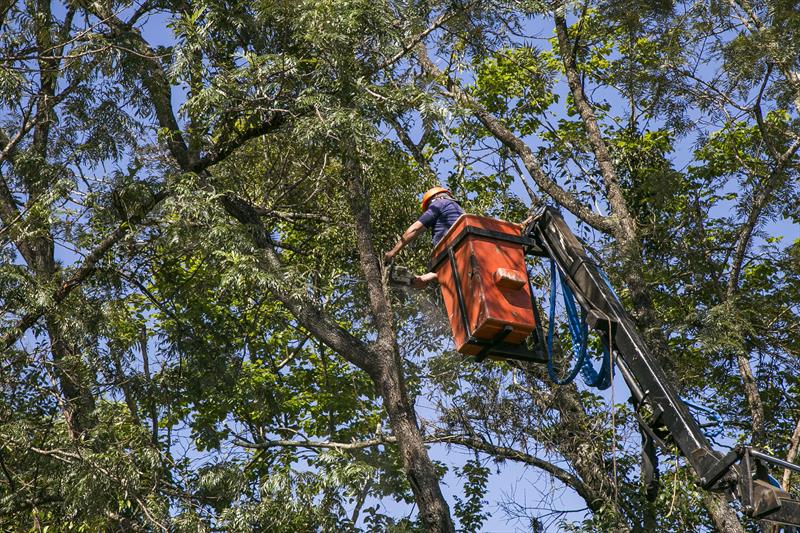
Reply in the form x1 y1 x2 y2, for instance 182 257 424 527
546 259 586 385
548 259 727 442
546 259 613 389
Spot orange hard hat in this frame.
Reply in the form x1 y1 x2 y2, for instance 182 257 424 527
421 186 451 212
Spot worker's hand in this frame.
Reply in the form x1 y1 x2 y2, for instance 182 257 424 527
384 249 396 264
517 214 535 233
411 276 427 289
412 272 438 289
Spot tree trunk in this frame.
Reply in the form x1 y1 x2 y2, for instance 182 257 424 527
345 151 455 532
45 315 96 437
216 175 456 531
5 0 99 437
704 492 747 533
553 8 746 530
378 360 455 532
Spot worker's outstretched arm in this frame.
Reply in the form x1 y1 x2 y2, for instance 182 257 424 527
385 221 426 262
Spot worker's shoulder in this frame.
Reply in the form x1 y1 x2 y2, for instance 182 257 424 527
433 197 462 209
441 198 464 216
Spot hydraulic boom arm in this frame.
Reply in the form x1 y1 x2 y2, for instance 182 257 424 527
526 206 800 527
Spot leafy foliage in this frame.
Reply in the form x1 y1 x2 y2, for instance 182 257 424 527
1 0 798 531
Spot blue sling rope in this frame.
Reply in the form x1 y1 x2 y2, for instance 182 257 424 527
546 260 586 385
546 257 726 441
546 259 613 389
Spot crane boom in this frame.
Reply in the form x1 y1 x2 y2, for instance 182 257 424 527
525 206 800 527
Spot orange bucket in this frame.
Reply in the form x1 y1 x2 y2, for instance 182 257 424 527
431 215 537 357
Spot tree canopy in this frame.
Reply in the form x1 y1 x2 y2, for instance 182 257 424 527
0 0 798 531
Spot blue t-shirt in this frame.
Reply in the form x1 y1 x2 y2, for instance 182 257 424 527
418 197 464 245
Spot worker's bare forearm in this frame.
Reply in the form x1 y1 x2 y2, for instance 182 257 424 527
410 271 437 289
385 221 426 261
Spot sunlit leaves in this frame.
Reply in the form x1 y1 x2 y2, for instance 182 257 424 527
472 46 557 135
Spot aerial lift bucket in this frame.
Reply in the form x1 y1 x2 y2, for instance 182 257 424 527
430 214 547 363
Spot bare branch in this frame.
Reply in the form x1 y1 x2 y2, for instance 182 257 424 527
783 418 800 491
753 63 777 160
375 4 476 72
235 432 603 512
387 115 435 176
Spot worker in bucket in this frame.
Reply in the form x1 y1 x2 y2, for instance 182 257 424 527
384 186 464 288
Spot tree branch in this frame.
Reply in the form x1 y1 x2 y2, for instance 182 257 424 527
553 8 633 242
727 0 800 115
235 432 603 512
0 5 294 354
432 434 603 513
375 4 475 72
753 63 777 160
783 418 800 492
387 115 435 177
727 135 800 298
90 6 190 168
217 192 378 375
190 112 287 172
342 143 396 351
1 190 169 352
415 47 616 235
